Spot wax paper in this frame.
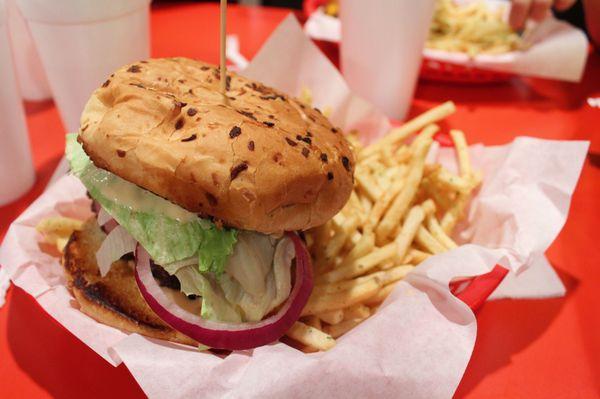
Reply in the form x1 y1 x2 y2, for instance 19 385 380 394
305 1 589 82
0 14 588 399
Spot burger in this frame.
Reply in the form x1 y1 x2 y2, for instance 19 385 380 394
63 57 355 350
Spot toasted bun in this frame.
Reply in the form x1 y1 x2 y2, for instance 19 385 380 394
79 58 354 233
62 219 196 345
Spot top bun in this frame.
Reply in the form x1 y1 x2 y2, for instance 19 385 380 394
79 58 354 233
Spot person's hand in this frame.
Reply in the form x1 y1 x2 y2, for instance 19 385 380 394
509 0 577 30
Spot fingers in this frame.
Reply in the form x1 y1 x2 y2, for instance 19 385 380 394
530 0 553 21
554 0 577 11
510 0 577 30
509 0 532 30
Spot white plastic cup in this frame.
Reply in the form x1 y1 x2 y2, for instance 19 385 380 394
15 0 151 132
0 0 35 205
6 0 51 101
340 0 436 120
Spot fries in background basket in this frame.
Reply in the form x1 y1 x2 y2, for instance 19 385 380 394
36 216 84 252
288 101 482 352
322 0 340 18
427 0 523 57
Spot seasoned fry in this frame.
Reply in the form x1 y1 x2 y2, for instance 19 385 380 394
298 86 313 106
317 309 345 325
368 178 405 229
55 236 70 252
425 164 472 193
324 215 359 261
381 145 396 168
36 216 85 252
286 322 336 351
394 145 412 164
314 265 413 296
358 192 373 214
346 133 363 152
415 226 446 254
343 304 371 320
441 192 470 234
303 315 322 330
302 278 382 315
420 199 436 216
359 101 455 160
36 216 84 236
338 228 375 267
318 244 396 283
348 190 364 214
355 171 382 202
402 247 432 264
324 318 366 339
375 125 437 243
450 129 472 176
392 205 426 262
363 283 397 306
427 215 458 250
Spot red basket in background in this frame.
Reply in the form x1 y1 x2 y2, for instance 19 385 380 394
303 0 325 17
303 0 514 84
420 58 513 83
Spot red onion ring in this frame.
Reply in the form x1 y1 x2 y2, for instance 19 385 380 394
101 219 118 234
91 200 101 214
134 232 313 350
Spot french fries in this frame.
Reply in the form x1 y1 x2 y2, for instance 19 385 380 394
36 216 84 252
288 101 482 351
427 0 524 57
317 309 345 325
324 318 366 339
287 322 336 351
375 125 438 243
302 278 382 316
343 304 370 320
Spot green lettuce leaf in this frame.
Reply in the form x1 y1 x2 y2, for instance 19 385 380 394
65 133 237 273
198 228 238 275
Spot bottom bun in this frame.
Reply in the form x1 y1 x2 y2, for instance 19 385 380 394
62 219 196 346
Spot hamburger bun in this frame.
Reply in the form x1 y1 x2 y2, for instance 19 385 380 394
62 218 196 345
79 58 354 233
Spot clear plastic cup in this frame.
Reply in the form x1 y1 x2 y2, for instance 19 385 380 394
0 0 35 205
6 0 51 101
15 0 151 132
340 0 436 120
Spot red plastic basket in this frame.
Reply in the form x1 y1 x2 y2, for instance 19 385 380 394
303 0 513 84
303 0 325 17
420 58 513 83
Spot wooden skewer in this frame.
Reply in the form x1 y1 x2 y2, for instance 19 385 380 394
219 0 228 102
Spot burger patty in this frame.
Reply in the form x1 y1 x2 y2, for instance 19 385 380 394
150 260 181 290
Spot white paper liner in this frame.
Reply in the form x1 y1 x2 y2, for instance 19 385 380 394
0 14 589 399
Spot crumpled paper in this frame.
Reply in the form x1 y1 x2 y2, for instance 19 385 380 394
305 1 589 82
0 14 588 399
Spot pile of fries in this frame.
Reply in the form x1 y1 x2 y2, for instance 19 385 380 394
427 0 523 57
286 101 482 352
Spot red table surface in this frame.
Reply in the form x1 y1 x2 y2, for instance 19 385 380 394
1 3 599 398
